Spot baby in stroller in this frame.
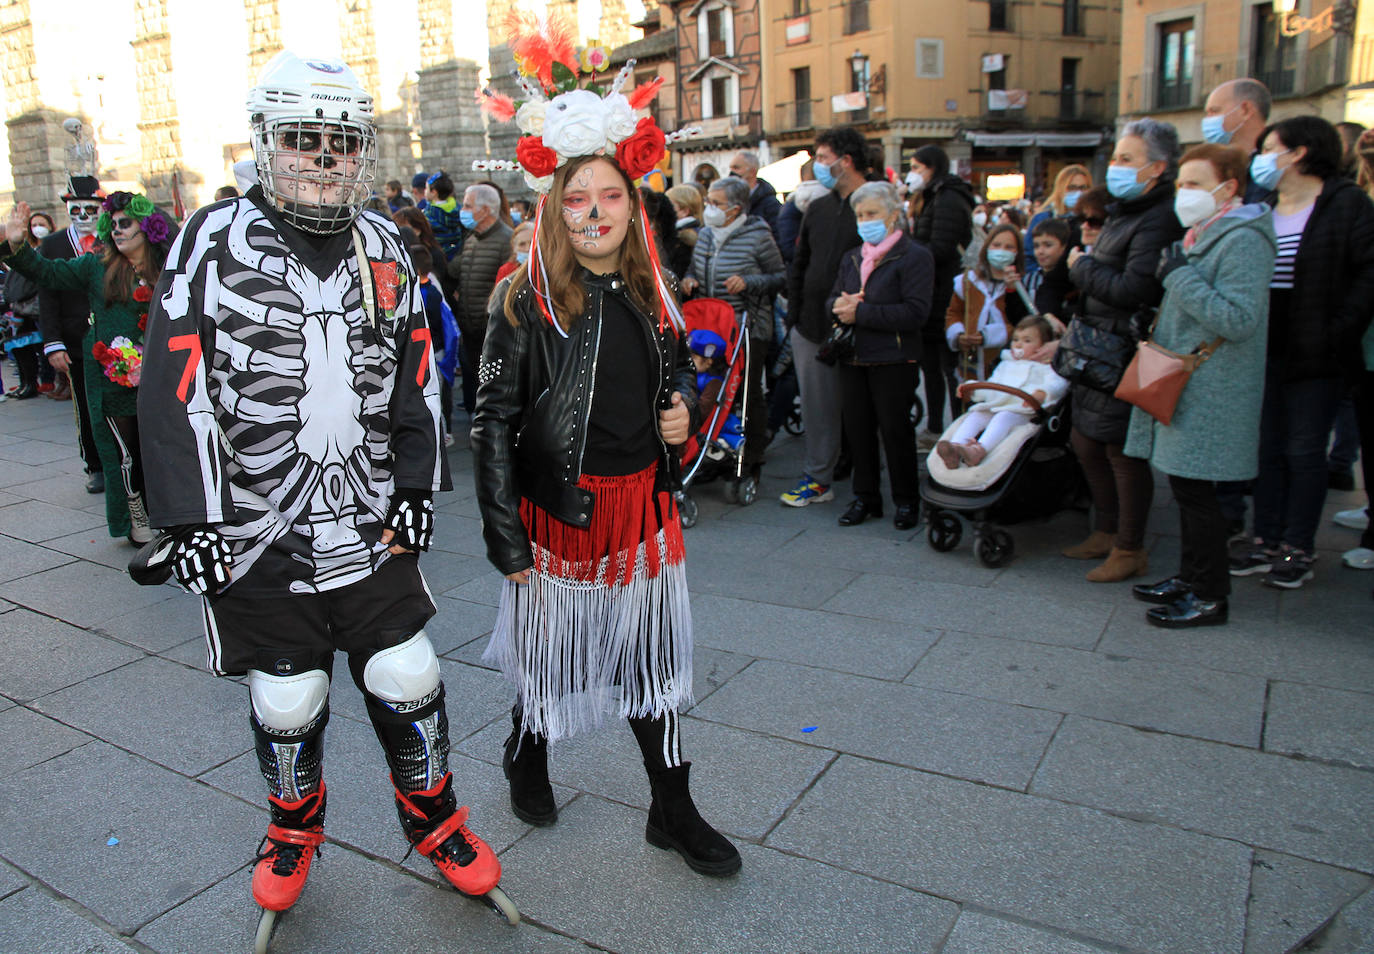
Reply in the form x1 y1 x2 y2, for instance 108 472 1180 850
937 315 1069 468
689 328 745 453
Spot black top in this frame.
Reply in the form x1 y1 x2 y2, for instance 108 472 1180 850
583 278 659 476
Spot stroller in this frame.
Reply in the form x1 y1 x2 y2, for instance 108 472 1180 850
675 297 757 529
920 379 1082 567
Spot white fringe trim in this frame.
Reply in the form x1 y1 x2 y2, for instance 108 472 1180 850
484 532 693 743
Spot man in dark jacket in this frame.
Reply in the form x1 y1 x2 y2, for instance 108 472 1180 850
38 176 105 493
449 183 512 414
781 126 869 506
729 151 782 239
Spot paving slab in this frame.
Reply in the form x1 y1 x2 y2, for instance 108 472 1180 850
0 560 174 627
39 528 142 570
687 548 860 609
1 473 109 511
415 547 494 599
905 632 1267 746
0 887 141 953
499 794 957 953
135 840 592 954
441 573 505 607
768 754 1250 954
458 713 834 841
0 532 76 584
0 437 78 465
679 518 801 561
1298 887 1374 953
0 457 48 488
35 655 249 776
940 910 1132 954
1245 850 1372 954
0 705 95 778
821 571 1114 649
0 742 262 934
0 498 108 542
422 592 499 655
691 592 938 680
428 512 486 557
771 524 1009 586
691 659 1061 789
91 591 205 653
1263 681 1374 768
0 608 144 701
0 858 26 898
1032 716 1374 873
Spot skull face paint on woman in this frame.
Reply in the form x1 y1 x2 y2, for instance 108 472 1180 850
559 158 631 273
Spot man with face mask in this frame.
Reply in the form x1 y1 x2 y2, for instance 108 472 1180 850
37 175 105 492
1201 78 1272 203
136 51 512 930
447 183 511 415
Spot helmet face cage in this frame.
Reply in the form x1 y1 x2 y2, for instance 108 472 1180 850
253 116 377 233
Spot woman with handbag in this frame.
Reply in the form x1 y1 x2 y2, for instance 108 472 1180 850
1057 119 1184 582
1122 144 1276 627
827 181 933 529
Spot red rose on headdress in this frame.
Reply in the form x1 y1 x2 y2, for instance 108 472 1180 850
615 118 666 181
132 285 152 303
516 136 559 178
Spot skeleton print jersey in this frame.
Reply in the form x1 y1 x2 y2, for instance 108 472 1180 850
139 193 446 596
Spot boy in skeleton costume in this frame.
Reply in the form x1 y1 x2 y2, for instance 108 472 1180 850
137 52 510 922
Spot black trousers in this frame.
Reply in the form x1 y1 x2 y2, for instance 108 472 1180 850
1169 474 1230 600
839 361 921 507
66 351 102 474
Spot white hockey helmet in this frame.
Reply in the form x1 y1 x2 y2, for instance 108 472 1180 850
246 51 377 233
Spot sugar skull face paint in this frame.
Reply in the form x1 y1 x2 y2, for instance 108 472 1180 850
559 158 630 270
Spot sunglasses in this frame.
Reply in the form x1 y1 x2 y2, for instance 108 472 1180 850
1079 216 1106 228
276 128 363 156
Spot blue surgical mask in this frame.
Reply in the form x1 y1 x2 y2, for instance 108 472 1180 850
857 220 889 245
987 248 1017 270
1106 164 1151 200
813 160 836 190
1063 190 1082 209
459 209 477 230
1250 150 1290 192
516 250 529 264
1201 105 1240 145
510 211 522 225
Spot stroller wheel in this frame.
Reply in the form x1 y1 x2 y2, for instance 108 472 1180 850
927 511 962 552
738 474 759 506
975 528 1015 567
678 492 699 529
723 479 740 504
784 395 804 436
909 393 925 430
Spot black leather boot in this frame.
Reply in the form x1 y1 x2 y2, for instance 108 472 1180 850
1146 592 1229 628
502 722 557 826
644 762 741 877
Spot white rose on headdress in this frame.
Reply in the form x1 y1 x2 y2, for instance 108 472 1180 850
516 101 547 137
524 171 555 193
602 93 638 143
541 89 611 158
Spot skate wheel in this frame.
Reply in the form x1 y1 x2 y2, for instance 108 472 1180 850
484 885 520 925
678 493 698 529
738 475 758 506
253 907 279 954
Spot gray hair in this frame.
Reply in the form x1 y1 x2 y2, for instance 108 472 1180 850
849 180 903 217
465 183 500 215
1222 77 1273 121
709 175 751 211
1120 118 1181 174
733 150 761 174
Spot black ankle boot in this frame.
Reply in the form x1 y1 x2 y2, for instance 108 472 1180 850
503 728 557 826
644 762 741 877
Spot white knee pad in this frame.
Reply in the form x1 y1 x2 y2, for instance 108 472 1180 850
363 631 440 705
249 668 330 734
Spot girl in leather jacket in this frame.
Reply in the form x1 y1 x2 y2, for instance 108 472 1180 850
471 155 741 878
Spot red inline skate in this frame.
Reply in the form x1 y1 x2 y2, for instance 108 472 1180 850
251 786 326 953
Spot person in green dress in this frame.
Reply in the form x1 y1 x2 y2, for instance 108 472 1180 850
4 192 178 543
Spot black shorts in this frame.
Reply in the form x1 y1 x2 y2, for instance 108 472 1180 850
201 554 437 677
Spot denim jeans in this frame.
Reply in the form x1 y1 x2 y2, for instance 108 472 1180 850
1252 368 1348 553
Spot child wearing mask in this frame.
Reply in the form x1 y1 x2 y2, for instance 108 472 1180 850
688 329 744 451
945 223 1029 380
937 315 1069 467
1026 217 1078 323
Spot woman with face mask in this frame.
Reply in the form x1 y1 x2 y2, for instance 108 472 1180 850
1121 144 1276 627
908 145 975 445
1024 164 1091 267
1228 116 1374 590
1 212 57 400
826 181 934 529
1057 118 1184 583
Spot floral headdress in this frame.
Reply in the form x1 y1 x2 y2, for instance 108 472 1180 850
473 12 696 336
96 191 173 246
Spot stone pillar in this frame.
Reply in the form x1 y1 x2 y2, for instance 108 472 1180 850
881 131 903 175
412 0 488 190
0 0 69 209
132 0 183 205
338 0 408 181
243 0 283 79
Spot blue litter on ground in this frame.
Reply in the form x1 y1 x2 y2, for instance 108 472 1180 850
106 837 119 846
801 726 817 733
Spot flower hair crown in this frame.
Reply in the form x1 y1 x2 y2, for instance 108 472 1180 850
96 192 172 246
474 11 699 194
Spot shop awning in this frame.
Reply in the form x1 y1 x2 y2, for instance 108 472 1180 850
966 131 1104 148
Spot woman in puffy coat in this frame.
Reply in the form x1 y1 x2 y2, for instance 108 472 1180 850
910 145 975 439
827 181 933 530
681 174 786 487
1124 144 1276 628
1058 118 1184 583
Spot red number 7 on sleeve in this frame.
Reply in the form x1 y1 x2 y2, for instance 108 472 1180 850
411 328 432 387
168 334 203 403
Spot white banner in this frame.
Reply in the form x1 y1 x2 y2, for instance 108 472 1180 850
831 91 869 113
981 53 1005 73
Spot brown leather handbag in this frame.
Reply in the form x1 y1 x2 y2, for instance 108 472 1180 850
1114 333 1223 426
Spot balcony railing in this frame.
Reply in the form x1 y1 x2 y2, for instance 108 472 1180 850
679 112 763 141
1053 89 1107 124
774 100 818 132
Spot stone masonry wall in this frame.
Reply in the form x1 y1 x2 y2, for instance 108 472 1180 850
1 0 70 210
243 0 282 79
132 0 183 206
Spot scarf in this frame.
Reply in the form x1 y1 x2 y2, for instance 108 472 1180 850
1183 197 1243 250
859 229 903 287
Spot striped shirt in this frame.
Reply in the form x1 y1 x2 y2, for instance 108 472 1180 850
1270 204 1315 290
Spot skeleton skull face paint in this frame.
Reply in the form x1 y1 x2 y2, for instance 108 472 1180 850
560 158 631 272
269 121 366 209
67 201 100 237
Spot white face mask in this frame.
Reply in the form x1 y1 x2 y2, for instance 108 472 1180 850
30 224 51 239
702 205 728 228
973 211 988 228
906 171 926 193
1173 183 1227 229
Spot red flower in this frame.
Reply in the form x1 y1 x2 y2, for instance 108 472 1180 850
615 118 666 181
516 136 559 178
132 285 152 303
369 260 398 310
92 342 110 361
138 315 147 332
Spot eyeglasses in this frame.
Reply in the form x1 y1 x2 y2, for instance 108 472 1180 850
277 127 363 156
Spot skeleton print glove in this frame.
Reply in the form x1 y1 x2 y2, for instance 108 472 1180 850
384 489 434 552
165 526 233 595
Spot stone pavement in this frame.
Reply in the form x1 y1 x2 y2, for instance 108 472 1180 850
0 394 1371 954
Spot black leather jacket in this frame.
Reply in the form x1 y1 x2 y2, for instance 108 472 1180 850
471 270 699 575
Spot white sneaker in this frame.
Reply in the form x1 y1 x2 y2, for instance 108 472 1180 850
1334 508 1370 531
1342 546 1374 570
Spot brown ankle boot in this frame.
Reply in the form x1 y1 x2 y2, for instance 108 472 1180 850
1086 547 1149 582
1063 530 1114 560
